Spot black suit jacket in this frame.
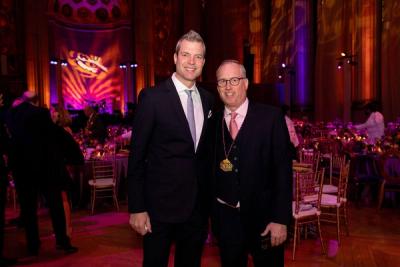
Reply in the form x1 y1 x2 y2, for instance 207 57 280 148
210 102 292 235
6 102 53 185
127 78 214 223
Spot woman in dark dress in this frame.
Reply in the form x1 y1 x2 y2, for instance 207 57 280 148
50 105 84 238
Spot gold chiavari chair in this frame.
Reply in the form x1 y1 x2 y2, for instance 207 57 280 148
299 149 320 173
317 139 342 184
88 152 119 215
320 161 350 244
292 169 326 260
320 154 346 194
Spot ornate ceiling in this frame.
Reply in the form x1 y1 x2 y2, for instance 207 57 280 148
48 0 130 25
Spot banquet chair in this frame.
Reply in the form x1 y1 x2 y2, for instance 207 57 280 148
319 154 346 194
320 161 350 244
318 139 342 184
88 158 119 215
292 169 326 260
378 152 400 209
299 149 320 173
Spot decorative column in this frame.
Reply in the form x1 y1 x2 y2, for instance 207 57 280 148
356 0 379 102
25 0 50 106
249 0 265 83
134 0 155 95
293 0 314 112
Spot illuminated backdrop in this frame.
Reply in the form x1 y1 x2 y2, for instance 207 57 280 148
47 0 132 112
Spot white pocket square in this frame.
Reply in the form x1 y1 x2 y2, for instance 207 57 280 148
208 110 212 119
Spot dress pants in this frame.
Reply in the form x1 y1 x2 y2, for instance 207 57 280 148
0 177 7 256
15 176 70 253
142 207 208 267
213 201 284 267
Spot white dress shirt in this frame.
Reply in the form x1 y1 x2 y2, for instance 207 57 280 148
172 73 204 150
285 115 299 147
355 111 385 144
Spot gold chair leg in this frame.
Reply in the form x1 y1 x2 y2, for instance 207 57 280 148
329 157 333 184
317 216 326 255
113 191 119 212
292 220 298 261
305 225 308 240
343 204 349 236
336 207 341 245
91 189 96 215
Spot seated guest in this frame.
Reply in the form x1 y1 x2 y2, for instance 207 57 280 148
83 105 107 144
50 104 84 236
50 104 73 134
355 101 384 144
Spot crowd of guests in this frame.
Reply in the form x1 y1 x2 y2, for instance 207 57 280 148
282 100 390 154
0 91 84 265
0 90 132 265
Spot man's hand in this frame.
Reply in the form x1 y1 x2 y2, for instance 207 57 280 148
129 212 152 236
261 222 287 247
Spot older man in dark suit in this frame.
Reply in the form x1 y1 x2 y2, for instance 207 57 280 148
127 30 214 267
210 60 292 267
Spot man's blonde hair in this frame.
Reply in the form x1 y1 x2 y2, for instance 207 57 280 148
175 30 206 56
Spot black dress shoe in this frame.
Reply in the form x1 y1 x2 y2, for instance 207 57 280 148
0 257 18 266
27 246 40 256
56 244 78 254
8 217 23 228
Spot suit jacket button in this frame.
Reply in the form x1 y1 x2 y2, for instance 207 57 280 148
234 169 238 173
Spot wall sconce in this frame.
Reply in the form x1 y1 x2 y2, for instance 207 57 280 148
60 60 68 67
336 53 357 70
277 63 296 80
50 59 68 67
120 61 138 69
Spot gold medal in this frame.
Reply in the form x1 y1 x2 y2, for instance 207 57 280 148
220 158 233 172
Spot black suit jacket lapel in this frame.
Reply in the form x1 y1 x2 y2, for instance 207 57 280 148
164 78 195 146
196 87 211 152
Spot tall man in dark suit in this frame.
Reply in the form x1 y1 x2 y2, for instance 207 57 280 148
210 60 292 267
0 93 17 266
6 92 77 255
127 30 214 267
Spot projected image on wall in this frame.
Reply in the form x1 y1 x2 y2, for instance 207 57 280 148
62 48 120 112
49 18 132 113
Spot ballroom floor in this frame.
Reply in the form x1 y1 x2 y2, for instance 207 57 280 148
4 199 400 267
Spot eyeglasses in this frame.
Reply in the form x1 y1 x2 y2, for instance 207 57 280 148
217 77 246 87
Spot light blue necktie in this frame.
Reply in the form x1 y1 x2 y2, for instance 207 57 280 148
185 90 196 145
